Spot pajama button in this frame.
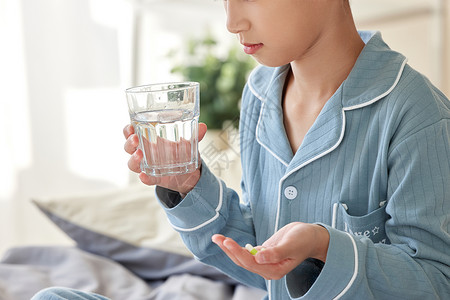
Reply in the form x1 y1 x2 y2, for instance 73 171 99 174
284 186 298 200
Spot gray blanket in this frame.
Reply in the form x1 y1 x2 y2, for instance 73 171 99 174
0 246 266 300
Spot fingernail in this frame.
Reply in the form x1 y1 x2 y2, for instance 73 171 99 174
223 239 230 249
211 236 220 245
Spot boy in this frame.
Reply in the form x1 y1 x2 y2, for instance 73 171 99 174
34 0 450 299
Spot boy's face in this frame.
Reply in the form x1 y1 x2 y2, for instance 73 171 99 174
224 0 340 67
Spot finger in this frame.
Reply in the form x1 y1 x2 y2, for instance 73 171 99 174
138 172 160 186
124 134 139 154
221 239 288 280
123 124 135 139
213 236 291 280
212 234 226 245
212 235 235 258
128 149 143 173
212 235 244 267
222 238 257 268
255 245 296 266
198 123 207 142
255 247 277 264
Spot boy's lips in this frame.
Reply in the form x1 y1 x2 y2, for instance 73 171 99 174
242 43 263 55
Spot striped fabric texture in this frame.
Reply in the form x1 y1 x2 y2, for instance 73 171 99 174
160 31 450 300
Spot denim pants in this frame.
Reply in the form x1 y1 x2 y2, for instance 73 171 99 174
31 287 110 300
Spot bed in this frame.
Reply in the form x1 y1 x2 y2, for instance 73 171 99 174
0 184 266 300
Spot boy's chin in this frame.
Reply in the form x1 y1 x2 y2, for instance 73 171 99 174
253 56 290 68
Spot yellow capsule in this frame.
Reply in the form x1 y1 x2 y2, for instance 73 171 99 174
245 244 258 255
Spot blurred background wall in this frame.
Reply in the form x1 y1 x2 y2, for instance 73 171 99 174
0 0 448 255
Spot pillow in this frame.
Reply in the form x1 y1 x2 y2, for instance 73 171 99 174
31 184 238 283
32 184 191 257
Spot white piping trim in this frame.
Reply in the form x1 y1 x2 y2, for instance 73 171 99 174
251 59 404 299
256 102 289 167
273 57 408 233
344 58 408 111
169 175 224 232
332 203 339 228
283 110 347 180
274 109 347 232
333 233 358 300
247 73 266 103
268 280 272 300
249 76 289 166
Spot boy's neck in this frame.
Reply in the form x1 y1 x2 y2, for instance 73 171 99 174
287 16 364 106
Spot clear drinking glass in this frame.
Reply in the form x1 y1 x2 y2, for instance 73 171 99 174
126 82 200 177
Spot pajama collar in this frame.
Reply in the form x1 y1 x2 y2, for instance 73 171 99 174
246 31 408 171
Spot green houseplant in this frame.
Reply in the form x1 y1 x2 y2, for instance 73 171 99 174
169 35 256 130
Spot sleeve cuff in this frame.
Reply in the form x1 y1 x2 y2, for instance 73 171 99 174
155 163 225 232
286 224 358 299
155 186 183 208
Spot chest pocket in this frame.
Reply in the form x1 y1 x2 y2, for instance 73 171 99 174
334 202 390 244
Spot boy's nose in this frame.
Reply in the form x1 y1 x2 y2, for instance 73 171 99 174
225 2 249 34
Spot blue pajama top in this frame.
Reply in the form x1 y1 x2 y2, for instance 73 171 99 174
158 31 450 299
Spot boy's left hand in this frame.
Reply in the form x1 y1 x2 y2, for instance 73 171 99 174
212 222 329 280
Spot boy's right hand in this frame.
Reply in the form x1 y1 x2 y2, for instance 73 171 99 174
123 123 207 196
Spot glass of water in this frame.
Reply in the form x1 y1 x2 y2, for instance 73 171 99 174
126 82 200 177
